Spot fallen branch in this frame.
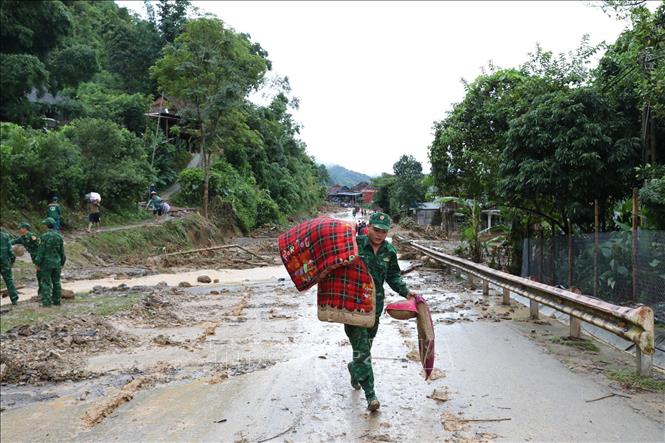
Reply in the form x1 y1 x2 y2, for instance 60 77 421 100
232 244 271 263
257 425 294 443
456 417 511 423
231 258 266 266
585 393 631 403
147 244 272 264
155 244 239 259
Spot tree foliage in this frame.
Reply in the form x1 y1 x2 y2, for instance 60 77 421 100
392 155 425 213
48 44 99 91
151 17 269 216
499 87 640 227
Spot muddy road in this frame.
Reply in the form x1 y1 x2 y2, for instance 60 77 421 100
1 212 663 442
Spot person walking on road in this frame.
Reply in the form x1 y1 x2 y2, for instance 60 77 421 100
147 191 164 217
11 222 42 299
0 230 19 305
346 212 417 411
34 218 66 307
87 198 101 232
47 196 62 231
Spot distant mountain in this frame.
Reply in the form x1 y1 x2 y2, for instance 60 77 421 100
326 164 372 187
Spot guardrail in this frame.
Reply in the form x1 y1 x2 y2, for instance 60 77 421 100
400 237 655 376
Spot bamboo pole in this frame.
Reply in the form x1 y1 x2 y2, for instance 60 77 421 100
594 200 599 297
632 188 639 302
551 230 556 285
567 218 573 288
539 225 544 283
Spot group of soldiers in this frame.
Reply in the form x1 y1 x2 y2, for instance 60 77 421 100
0 216 66 307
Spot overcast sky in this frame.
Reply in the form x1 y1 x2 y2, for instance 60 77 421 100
118 1 643 177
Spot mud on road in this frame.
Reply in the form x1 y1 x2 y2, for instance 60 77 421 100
1 220 663 442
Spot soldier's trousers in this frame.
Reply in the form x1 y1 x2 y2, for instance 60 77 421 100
38 266 62 306
1 263 18 304
344 305 382 401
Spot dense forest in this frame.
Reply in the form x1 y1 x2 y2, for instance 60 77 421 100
0 0 327 231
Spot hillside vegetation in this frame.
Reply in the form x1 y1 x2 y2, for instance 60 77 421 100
0 0 327 231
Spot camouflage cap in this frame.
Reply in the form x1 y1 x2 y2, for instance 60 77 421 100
369 212 391 230
19 222 31 229
42 217 56 226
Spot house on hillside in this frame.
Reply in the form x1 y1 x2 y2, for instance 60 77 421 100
26 88 67 127
145 95 181 138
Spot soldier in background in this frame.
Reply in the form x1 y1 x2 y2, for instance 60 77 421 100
47 196 62 231
34 218 66 307
0 229 19 305
11 222 42 297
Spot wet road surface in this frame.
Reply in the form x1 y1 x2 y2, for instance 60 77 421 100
1 262 663 442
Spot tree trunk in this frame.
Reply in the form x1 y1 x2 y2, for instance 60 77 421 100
508 216 524 275
201 122 209 219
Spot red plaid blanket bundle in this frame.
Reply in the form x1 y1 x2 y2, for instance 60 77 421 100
278 216 376 327
278 216 358 291
317 259 376 327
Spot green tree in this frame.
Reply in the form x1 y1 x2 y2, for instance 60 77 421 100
499 87 640 229
317 164 332 186
48 44 99 91
74 82 151 134
0 0 72 57
63 118 153 207
429 69 534 199
594 3 664 164
0 122 83 207
106 19 162 94
0 53 48 122
151 17 269 217
392 155 425 213
156 0 191 43
372 174 397 215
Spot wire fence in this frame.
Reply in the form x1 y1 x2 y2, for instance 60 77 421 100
521 230 665 322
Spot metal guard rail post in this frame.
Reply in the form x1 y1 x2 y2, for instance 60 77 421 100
405 239 655 376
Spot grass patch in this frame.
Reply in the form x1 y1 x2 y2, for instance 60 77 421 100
549 336 600 352
0 292 142 333
607 369 665 392
72 213 217 262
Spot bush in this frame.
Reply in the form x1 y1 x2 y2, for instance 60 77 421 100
0 122 83 208
256 190 283 226
62 118 153 208
177 168 205 204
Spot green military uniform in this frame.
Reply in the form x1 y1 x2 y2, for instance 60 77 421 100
0 231 19 305
47 200 61 231
345 212 410 407
34 218 66 306
11 223 42 298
